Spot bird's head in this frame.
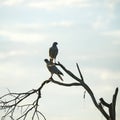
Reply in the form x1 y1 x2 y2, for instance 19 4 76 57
53 42 58 46
44 59 49 63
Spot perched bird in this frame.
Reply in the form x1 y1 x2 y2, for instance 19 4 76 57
44 59 63 81
49 42 58 63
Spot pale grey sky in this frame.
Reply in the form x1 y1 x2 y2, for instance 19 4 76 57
0 0 120 120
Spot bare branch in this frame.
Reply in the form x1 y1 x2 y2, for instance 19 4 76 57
0 61 118 120
83 90 86 99
57 62 113 120
76 63 84 81
0 80 51 120
0 78 82 120
51 78 81 87
57 62 81 82
98 103 110 119
100 98 110 107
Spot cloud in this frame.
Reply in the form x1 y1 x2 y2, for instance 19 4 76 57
92 12 114 30
0 50 28 59
0 62 27 85
102 30 120 46
102 30 120 37
0 0 24 6
0 20 74 44
106 0 120 11
91 0 118 30
15 23 44 30
92 16 109 30
27 0 91 10
85 67 120 81
100 69 120 80
102 30 120 45
1 20 75 31
94 84 114 93
16 21 74 29
0 30 46 43
0 23 42 31
1 0 119 12
113 40 120 45
50 21 74 27
0 0 91 9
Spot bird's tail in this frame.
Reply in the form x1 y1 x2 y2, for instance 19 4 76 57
57 74 63 81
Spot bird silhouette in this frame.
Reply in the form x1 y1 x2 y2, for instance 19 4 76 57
49 42 58 63
44 59 63 81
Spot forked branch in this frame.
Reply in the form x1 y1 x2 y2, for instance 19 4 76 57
0 77 82 120
57 62 118 120
0 62 119 120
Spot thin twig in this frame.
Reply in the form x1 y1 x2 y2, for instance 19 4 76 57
76 63 84 81
0 78 81 120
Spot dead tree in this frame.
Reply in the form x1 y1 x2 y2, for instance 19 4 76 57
0 39 118 120
57 62 119 120
0 61 118 120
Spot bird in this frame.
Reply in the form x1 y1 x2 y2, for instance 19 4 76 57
44 59 63 81
49 42 58 63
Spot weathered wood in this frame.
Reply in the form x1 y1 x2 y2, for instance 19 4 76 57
0 62 118 120
57 62 119 120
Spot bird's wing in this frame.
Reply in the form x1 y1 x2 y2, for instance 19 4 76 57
49 47 53 57
48 65 63 75
49 46 58 59
46 59 63 81
57 74 63 81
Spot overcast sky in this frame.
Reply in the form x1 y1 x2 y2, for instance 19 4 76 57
0 0 120 120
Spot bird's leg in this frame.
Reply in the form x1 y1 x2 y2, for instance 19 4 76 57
49 74 53 80
50 59 55 66
54 59 57 64
50 58 53 64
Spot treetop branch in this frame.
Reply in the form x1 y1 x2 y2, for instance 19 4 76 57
57 62 82 83
0 42 119 120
